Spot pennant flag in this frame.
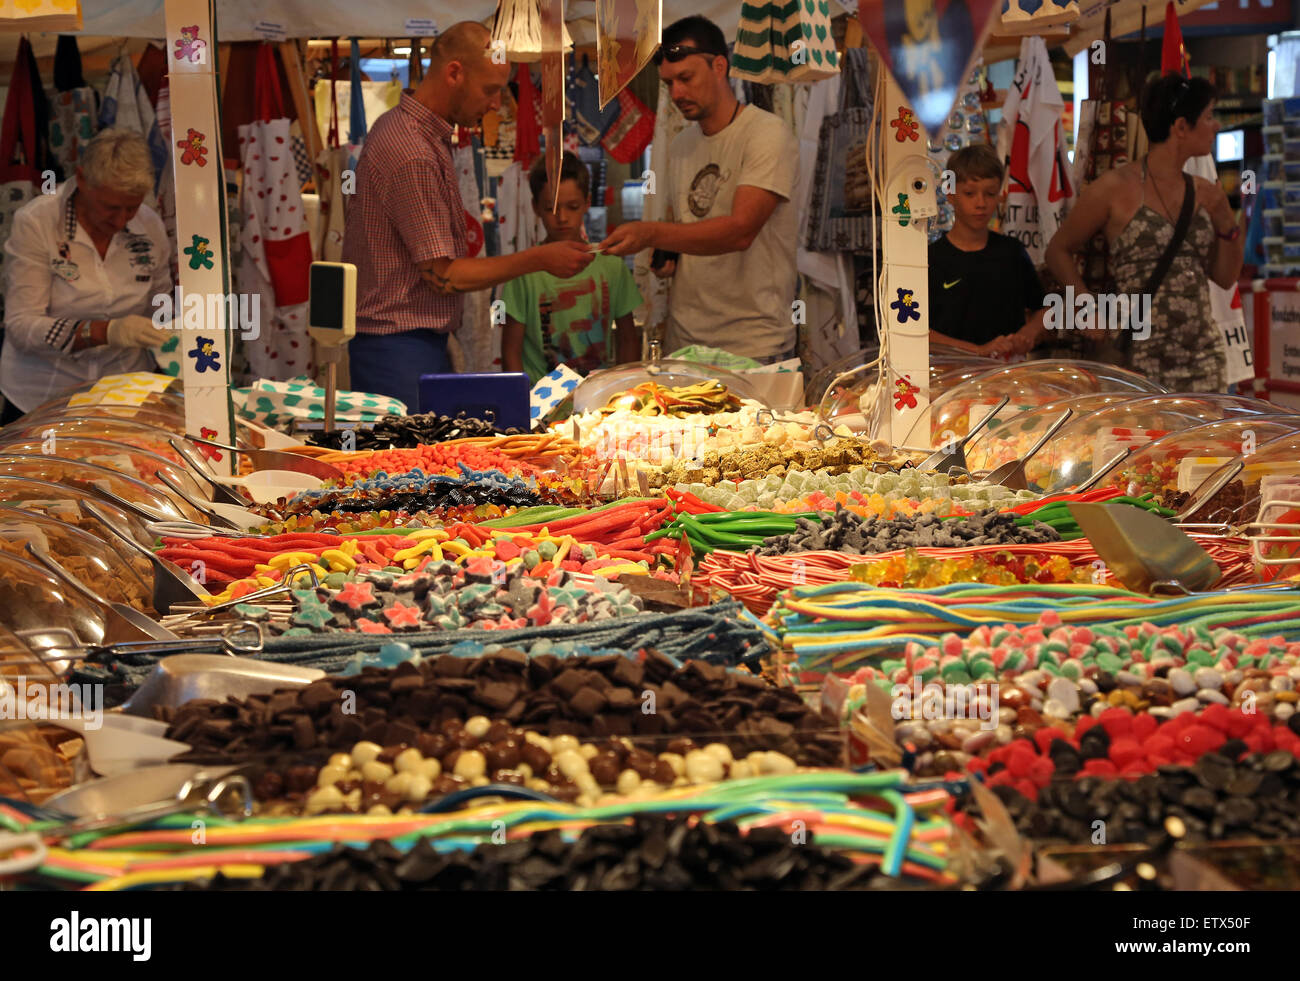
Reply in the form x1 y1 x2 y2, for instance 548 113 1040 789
857 0 1001 136
1162 1 1191 77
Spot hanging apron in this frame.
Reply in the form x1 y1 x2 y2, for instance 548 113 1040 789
316 40 363 263
0 39 45 325
48 35 98 182
237 44 314 382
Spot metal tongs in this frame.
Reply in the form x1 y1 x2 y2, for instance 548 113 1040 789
8 620 267 671
162 564 322 630
0 770 253 872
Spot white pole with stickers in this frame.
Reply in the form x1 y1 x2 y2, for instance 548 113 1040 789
877 72 934 447
164 0 235 474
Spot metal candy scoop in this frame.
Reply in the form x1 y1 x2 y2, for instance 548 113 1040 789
185 433 345 482
982 408 1073 490
0 715 192 778
1068 502 1300 595
121 654 325 718
167 437 250 508
153 467 246 530
919 395 1010 474
23 543 178 642
80 500 211 614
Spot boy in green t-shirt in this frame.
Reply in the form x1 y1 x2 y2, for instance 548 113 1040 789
501 152 642 383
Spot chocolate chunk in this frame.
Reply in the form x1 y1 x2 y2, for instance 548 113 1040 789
476 681 519 711
300 681 338 713
569 686 608 719
292 716 316 750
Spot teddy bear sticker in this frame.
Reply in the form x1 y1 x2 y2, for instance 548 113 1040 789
177 128 208 167
174 26 207 64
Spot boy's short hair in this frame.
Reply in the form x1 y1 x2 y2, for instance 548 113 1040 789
528 151 590 203
948 144 1003 184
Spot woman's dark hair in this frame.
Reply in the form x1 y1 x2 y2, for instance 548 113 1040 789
528 150 590 203
1141 72 1216 144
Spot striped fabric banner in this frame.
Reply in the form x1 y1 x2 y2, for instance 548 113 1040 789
732 0 839 84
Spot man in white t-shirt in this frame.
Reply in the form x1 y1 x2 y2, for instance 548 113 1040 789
599 16 799 362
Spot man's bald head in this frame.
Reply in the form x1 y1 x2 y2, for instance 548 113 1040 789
418 21 509 128
429 21 493 71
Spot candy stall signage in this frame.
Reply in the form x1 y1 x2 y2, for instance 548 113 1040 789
1269 291 1300 385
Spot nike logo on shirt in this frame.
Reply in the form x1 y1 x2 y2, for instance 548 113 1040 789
943 279 961 289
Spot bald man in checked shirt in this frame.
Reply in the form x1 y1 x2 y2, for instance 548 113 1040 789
342 21 592 409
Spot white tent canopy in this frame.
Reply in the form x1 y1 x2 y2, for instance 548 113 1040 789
62 0 753 42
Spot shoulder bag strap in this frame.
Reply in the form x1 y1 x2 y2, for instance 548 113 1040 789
1143 172 1196 299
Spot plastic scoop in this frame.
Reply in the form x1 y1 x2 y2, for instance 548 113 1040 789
23 715 191 778
982 408 1073 491
167 437 250 508
185 434 345 481
152 467 268 530
204 469 323 505
918 395 1010 474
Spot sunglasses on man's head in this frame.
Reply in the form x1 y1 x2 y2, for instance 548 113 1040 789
653 43 725 66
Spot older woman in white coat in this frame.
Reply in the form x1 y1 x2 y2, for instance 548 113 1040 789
1 128 174 422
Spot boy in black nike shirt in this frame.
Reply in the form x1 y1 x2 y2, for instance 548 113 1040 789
929 145 1047 357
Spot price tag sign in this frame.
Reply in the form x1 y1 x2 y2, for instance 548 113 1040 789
404 18 438 37
254 20 287 42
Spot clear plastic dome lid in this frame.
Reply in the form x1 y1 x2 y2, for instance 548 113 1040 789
964 393 1149 479
900 359 1165 449
1102 416 1300 505
0 550 109 645
0 415 187 453
0 475 156 548
1182 432 1300 526
572 360 769 414
0 438 205 501
0 506 154 612
0 455 202 524
1032 395 1281 494
18 399 186 432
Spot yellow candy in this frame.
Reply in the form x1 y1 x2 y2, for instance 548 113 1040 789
320 549 357 570
406 528 449 542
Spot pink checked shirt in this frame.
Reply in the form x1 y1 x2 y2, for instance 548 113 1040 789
342 92 467 335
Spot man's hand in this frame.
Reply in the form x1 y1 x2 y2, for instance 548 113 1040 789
652 259 676 279
106 315 165 349
599 221 658 257
533 240 595 279
1196 176 1236 235
977 335 1016 358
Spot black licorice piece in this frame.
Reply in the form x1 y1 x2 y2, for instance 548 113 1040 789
175 815 889 891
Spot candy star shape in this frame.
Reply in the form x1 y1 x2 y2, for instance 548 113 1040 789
356 618 393 635
291 597 336 630
382 602 425 629
332 580 381 612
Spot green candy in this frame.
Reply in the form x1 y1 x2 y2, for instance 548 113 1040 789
1060 660 1082 680
1040 661 1062 677
324 572 347 590
1096 652 1123 674
971 661 997 680
1238 655 1256 669
537 540 559 561
943 668 973 686
917 666 939 684
1002 651 1025 671
881 658 906 677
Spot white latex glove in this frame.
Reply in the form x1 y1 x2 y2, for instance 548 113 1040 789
106 315 166 349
